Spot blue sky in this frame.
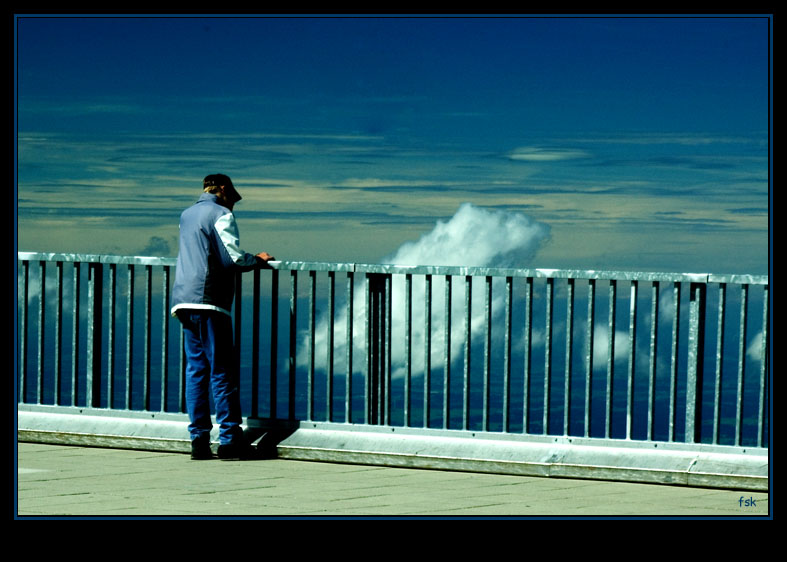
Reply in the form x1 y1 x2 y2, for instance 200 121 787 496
15 15 771 274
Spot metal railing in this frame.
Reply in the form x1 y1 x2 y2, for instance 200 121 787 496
17 252 770 449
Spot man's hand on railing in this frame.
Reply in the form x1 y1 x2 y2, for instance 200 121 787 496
255 252 275 269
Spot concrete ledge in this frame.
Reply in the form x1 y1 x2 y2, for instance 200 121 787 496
18 407 194 453
271 423 768 491
17 405 768 491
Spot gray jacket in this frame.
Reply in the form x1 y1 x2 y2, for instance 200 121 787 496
170 193 258 317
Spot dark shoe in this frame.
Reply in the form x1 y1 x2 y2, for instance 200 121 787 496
190 437 213 460
217 441 257 460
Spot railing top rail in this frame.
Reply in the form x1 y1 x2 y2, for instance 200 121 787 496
17 252 769 285
17 252 177 268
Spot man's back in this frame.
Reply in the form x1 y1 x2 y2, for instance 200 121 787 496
171 192 256 317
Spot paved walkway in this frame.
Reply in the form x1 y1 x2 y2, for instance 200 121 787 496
16 442 769 518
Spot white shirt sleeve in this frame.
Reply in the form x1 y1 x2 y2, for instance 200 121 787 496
214 213 258 268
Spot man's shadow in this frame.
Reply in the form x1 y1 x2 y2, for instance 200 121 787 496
242 424 298 460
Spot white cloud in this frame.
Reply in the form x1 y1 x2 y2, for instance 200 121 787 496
590 325 631 371
746 330 767 363
507 146 590 162
297 203 551 377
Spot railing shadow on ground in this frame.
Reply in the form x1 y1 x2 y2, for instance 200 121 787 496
16 253 770 490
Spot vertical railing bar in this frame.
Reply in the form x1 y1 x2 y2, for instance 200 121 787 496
385 274 392 426
345 272 354 423
443 275 452 429
376 274 384 424
404 273 412 427
462 275 472 430
107 264 115 409
160 266 169 412
669 282 681 442
503 276 512 433
251 268 261 418
72 262 81 407
372 274 386 425
270 269 279 420
307 270 316 421
289 270 298 421
371 273 384 425
564 278 574 436
378 275 385 424
735 283 748 446
86 263 94 407
584 279 595 438
87 262 103 409
713 283 726 445
37 261 46 404
143 265 152 410
483 275 492 432
125 264 133 410
543 277 553 435
54 262 64 406
19 260 29 402
758 284 769 447
686 282 706 444
326 271 335 422
364 273 372 424
605 280 616 439
647 282 659 441
234 272 243 407
179 323 186 413
523 276 533 434
626 280 638 440
424 274 432 428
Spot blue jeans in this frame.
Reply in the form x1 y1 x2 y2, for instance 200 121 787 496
179 311 244 445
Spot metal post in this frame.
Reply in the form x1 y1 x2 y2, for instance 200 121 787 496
424 274 432 428
160 266 169 412
289 270 298 420
647 282 659 441
544 277 553 434
125 264 133 410
605 280 616 439
483 275 492 432
87 262 103 408
443 275 452 429
143 265 152 410
55 262 64 405
686 282 706 443
564 278 574 436
107 264 115 409
19 260 29 402
367 273 389 425
404 274 412 427
327 271 335 421
523 276 533 434
345 272 354 423
251 268 261 418
584 279 595 438
270 269 279 419
37 261 46 404
306 270 316 421
626 280 638 440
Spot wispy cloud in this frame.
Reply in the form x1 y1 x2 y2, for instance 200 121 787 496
507 146 591 162
19 96 149 116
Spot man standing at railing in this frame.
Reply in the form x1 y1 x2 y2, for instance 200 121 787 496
170 174 275 460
